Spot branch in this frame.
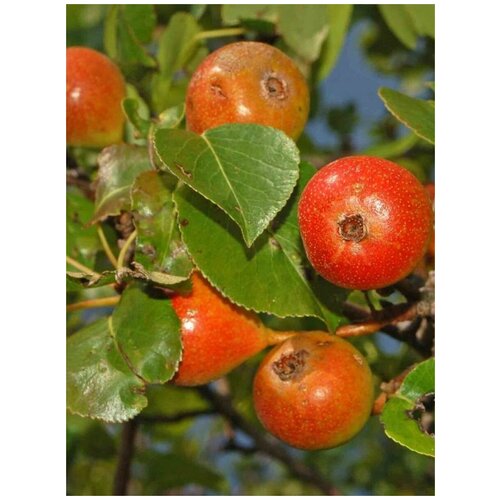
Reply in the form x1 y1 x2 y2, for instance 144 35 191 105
198 385 340 495
66 296 120 313
113 419 138 495
138 409 215 424
337 303 418 338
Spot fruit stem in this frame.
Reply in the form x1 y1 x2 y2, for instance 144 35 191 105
193 27 246 41
67 295 120 313
97 223 119 269
265 329 300 346
117 229 137 269
66 255 98 276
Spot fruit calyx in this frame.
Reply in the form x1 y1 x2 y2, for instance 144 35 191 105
338 213 367 242
263 74 288 100
272 349 309 381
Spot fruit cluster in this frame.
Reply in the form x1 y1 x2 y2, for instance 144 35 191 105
67 41 433 451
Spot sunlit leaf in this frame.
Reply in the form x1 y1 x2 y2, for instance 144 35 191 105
110 284 182 383
155 124 300 246
173 162 347 330
381 358 435 456
67 318 147 422
379 87 435 144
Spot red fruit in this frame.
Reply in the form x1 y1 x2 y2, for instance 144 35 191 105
171 272 270 386
253 332 374 450
185 41 310 140
298 156 433 290
425 183 435 259
66 47 126 148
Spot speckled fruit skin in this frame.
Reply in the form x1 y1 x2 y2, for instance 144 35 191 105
185 41 309 140
66 47 126 148
171 272 269 386
298 156 433 290
425 183 435 259
253 332 374 450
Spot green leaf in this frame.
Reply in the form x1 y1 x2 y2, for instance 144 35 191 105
122 5 156 44
152 12 206 113
379 5 418 50
361 132 419 158
104 5 156 70
405 5 435 38
314 4 352 81
173 162 347 331
67 271 116 291
222 5 330 63
156 104 185 130
379 88 435 144
110 284 182 384
67 4 106 31
67 188 101 269
277 5 330 63
381 358 435 456
122 84 151 140
155 124 300 246
131 170 193 278
67 318 147 422
92 145 153 223
221 5 278 25
156 12 201 76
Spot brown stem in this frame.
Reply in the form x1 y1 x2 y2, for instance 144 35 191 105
138 409 215 424
198 386 339 495
336 303 418 338
66 296 120 313
264 329 299 346
113 419 138 495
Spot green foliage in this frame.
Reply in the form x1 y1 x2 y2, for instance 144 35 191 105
92 145 153 223
381 358 435 456
154 124 300 246
173 162 347 330
110 284 182 383
131 170 193 278
67 4 435 495
379 87 435 144
104 5 157 72
67 318 148 422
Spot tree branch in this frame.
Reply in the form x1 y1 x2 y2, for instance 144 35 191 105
198 385 340 495
113 419 138 495
138 409 215 424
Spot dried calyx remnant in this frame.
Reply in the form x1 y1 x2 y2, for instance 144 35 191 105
272 349 309 381
338 214 367 242
407 391 435 436
263 75 288 100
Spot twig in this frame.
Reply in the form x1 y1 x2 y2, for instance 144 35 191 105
66 296 120 313
337 303 418 338
66 255 98 276
138 409 215 424
117 229 137 269
113 419 138 495
97 224 119 269
198 386 339 495
193 27 246 41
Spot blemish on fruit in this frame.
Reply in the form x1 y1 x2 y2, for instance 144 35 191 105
272 349 309 381
263 75 288 100
353 353 364 365
338 213 367 243
210 82 226 98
